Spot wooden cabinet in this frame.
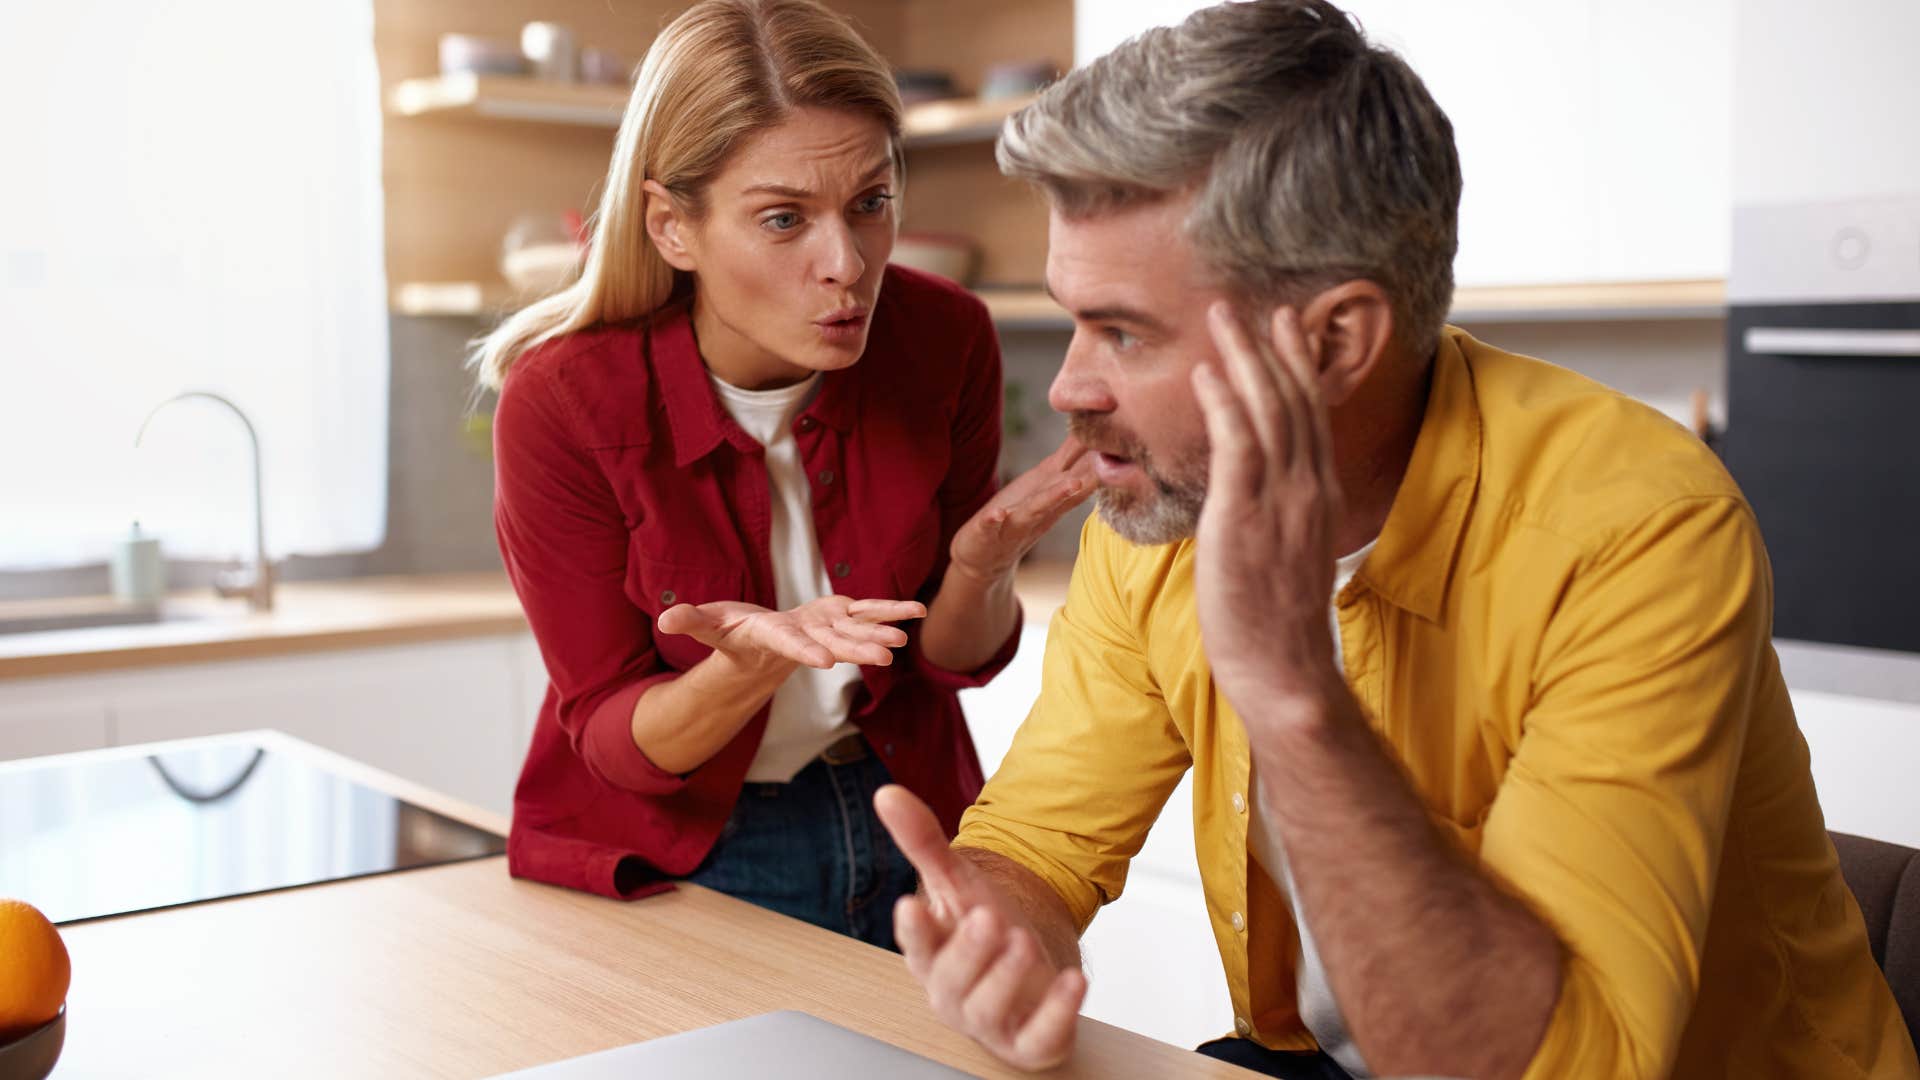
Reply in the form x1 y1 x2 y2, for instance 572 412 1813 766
376 0 1073 321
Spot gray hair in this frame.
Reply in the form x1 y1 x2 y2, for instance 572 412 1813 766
998 0 1462 356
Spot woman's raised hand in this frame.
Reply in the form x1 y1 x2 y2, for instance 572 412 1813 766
947 436 1095 586
655 596 927 670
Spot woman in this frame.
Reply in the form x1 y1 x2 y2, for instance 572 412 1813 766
474 0 1089 950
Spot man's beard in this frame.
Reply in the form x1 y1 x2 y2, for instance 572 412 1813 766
1068 414 1208 546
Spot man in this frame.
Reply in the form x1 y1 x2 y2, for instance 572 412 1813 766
871 2 1920 1078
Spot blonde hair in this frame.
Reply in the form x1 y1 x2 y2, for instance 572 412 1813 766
471 0 903 390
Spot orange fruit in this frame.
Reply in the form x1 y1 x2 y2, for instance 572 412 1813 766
0 898 69 1041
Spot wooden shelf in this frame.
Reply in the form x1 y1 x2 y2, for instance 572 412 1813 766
387 73 1033 148
902 94 1036 147
1448 279 1726 323
388 73 630 127
390 281 515 317
971 280 1729 331
392 279 1728 327
977 288 1065 326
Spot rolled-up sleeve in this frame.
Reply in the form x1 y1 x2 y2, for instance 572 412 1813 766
493 360 684 796
954 520 1191 931
1484 496 1772 1079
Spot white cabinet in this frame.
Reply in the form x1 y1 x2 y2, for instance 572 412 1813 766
0 695 111 760
0 633 543 817
1074 0 1734 287
1793 689 1920 850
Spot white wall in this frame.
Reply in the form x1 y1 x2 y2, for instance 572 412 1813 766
1073 0 1734 287
1732 0 1920 208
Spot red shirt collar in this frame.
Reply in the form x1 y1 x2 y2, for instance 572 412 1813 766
649 303 863 468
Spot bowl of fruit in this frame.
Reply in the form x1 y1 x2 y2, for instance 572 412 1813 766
0 900 68 1080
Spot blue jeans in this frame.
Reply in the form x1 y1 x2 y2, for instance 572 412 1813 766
684 753 917 950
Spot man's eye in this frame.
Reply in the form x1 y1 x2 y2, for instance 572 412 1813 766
1106 327 1139 351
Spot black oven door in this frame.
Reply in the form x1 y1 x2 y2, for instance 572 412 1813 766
1722 300 1920 652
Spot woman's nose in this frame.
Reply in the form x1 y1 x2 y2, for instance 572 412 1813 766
817 222 866 286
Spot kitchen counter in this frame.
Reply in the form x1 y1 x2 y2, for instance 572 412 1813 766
45 732 1248 1079
0 573 529 681
0 561 1077 683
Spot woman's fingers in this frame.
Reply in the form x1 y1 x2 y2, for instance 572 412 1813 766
843 598 927 623
834 618 910 648
655 602 719 640
806 624 894 667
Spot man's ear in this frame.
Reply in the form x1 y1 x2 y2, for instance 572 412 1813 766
1298 280 1395 407
642 179 698 273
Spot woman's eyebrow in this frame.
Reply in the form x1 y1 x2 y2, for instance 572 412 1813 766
739 160 894 199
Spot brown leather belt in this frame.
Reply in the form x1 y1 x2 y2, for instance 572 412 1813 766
818 732 868 765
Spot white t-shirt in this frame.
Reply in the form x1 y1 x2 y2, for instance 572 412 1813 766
708 372 862 783
1246 539 1378 1076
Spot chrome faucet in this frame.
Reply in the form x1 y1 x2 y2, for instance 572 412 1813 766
134 391 275 613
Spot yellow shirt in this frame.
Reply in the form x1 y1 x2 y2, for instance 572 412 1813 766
956 327 1918 1078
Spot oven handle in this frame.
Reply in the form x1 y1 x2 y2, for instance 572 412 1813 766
1744 327 1920 357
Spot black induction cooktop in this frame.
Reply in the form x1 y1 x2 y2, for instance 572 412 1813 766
0 740 506 924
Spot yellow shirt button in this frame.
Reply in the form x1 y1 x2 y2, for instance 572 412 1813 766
1232 792 1246 814
1231 911 1246 932
1235 1015 1252 1037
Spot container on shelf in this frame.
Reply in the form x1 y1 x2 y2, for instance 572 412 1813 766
520 22 578 82
438 34 527 77
890 233 978 286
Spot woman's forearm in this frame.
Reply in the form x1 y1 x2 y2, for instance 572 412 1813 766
918 564 1020 674
631 649 793 774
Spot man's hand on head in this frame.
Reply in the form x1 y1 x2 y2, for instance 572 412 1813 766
1191 303 1349 725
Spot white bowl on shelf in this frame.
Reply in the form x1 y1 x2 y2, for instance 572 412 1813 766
890 233 978 285
501 243 582 297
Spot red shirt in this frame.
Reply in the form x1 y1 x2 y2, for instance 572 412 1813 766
494 266 1015 899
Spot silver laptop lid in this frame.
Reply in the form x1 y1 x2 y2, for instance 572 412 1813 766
489 1010 980 1079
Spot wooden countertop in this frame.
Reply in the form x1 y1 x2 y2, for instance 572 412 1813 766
46 732 1247 1079
0 572 530 681
0 562 1075 682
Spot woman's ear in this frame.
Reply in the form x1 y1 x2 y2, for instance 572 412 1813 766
642 179 698 273
1298 280 1395 408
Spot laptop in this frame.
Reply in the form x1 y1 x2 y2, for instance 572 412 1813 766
489 1011 980 1079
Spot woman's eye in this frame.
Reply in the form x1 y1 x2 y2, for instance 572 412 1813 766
762 212 802 232
854 193 895 215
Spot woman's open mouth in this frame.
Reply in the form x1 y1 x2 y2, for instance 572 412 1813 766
814 307 870 346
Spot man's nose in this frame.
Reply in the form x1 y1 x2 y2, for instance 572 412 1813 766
1048 331 1116 415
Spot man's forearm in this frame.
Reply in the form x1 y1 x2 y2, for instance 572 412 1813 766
952 846 1084 971
1250 685 1560 1080
919 565 1020 674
